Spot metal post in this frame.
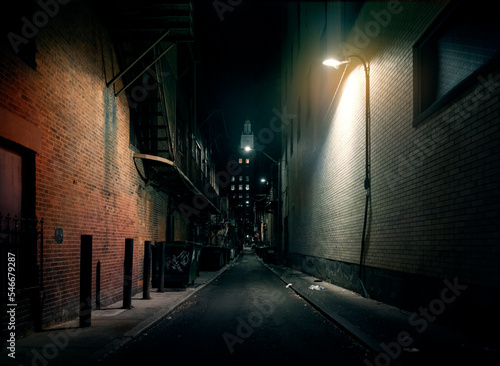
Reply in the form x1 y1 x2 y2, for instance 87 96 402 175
123 238 133 309
167 215 174 241
35 217 45 332
347 54 371 299
143 241 151 299
157 242 165 293
96 261 101 310
80 235 92 328
277 161 282 263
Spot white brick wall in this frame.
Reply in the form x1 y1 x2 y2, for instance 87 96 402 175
281 1 500 292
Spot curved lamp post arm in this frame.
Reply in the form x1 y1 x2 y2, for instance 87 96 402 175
323 55 370 189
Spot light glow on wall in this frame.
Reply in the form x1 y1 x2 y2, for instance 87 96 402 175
332 73 360 144
305 67 367 262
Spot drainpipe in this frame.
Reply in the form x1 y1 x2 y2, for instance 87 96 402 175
353 55 371 299
323 55 372 298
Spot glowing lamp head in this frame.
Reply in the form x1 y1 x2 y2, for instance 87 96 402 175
322 58 351 69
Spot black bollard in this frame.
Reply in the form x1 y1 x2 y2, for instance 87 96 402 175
123 238 133 309
143 241 151 299
158 242 165 293
80 235 92 328
96 261 101 310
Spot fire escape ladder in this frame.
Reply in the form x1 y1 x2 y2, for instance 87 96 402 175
97 0 193 162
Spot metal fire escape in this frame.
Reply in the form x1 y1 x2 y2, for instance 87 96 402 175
94 1 219 215
98 0 193 162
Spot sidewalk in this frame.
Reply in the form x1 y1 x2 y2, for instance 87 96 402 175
3 263 232 366
261 260 499 366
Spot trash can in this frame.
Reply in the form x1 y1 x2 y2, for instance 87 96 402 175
200 245 225 271
256 245 264 258
262 246 277 264
161 241 201 286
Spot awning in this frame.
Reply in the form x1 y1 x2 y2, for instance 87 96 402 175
133 153 220 214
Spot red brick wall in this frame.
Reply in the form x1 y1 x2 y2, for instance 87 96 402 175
1 1 168 328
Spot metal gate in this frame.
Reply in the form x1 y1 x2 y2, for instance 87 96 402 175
1 213 44 336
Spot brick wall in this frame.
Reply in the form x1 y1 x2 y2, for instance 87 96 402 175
281 1 500 317
1 1 168 330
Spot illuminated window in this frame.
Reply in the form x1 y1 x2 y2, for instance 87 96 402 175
245 184 250 190
231 185 235 191
239 176 243 182
246 176 249 182
245 159 250 164
239 158 243 164
231 176 235 182
239 185 243 191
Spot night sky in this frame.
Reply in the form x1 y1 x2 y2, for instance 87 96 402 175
192 1 283 161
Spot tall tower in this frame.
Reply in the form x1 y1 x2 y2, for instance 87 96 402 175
240 119 254 150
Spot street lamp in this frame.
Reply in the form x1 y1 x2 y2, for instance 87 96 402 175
243 146 281 257
243 146 279 165
323 55 370 190
323 55 371 298
322 58 351 69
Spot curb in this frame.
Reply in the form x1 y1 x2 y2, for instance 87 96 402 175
260 260 385 358
94 257 236 363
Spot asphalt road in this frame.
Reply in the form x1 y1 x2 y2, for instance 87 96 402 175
103 251 372 365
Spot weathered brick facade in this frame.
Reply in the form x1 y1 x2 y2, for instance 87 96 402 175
0 1 207 335
280 1 500 330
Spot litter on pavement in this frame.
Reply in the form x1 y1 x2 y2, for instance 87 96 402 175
308 285 325 291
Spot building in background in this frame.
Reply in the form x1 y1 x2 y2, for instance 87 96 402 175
0 0 220 336
227 120 255 246
280 1 500 336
